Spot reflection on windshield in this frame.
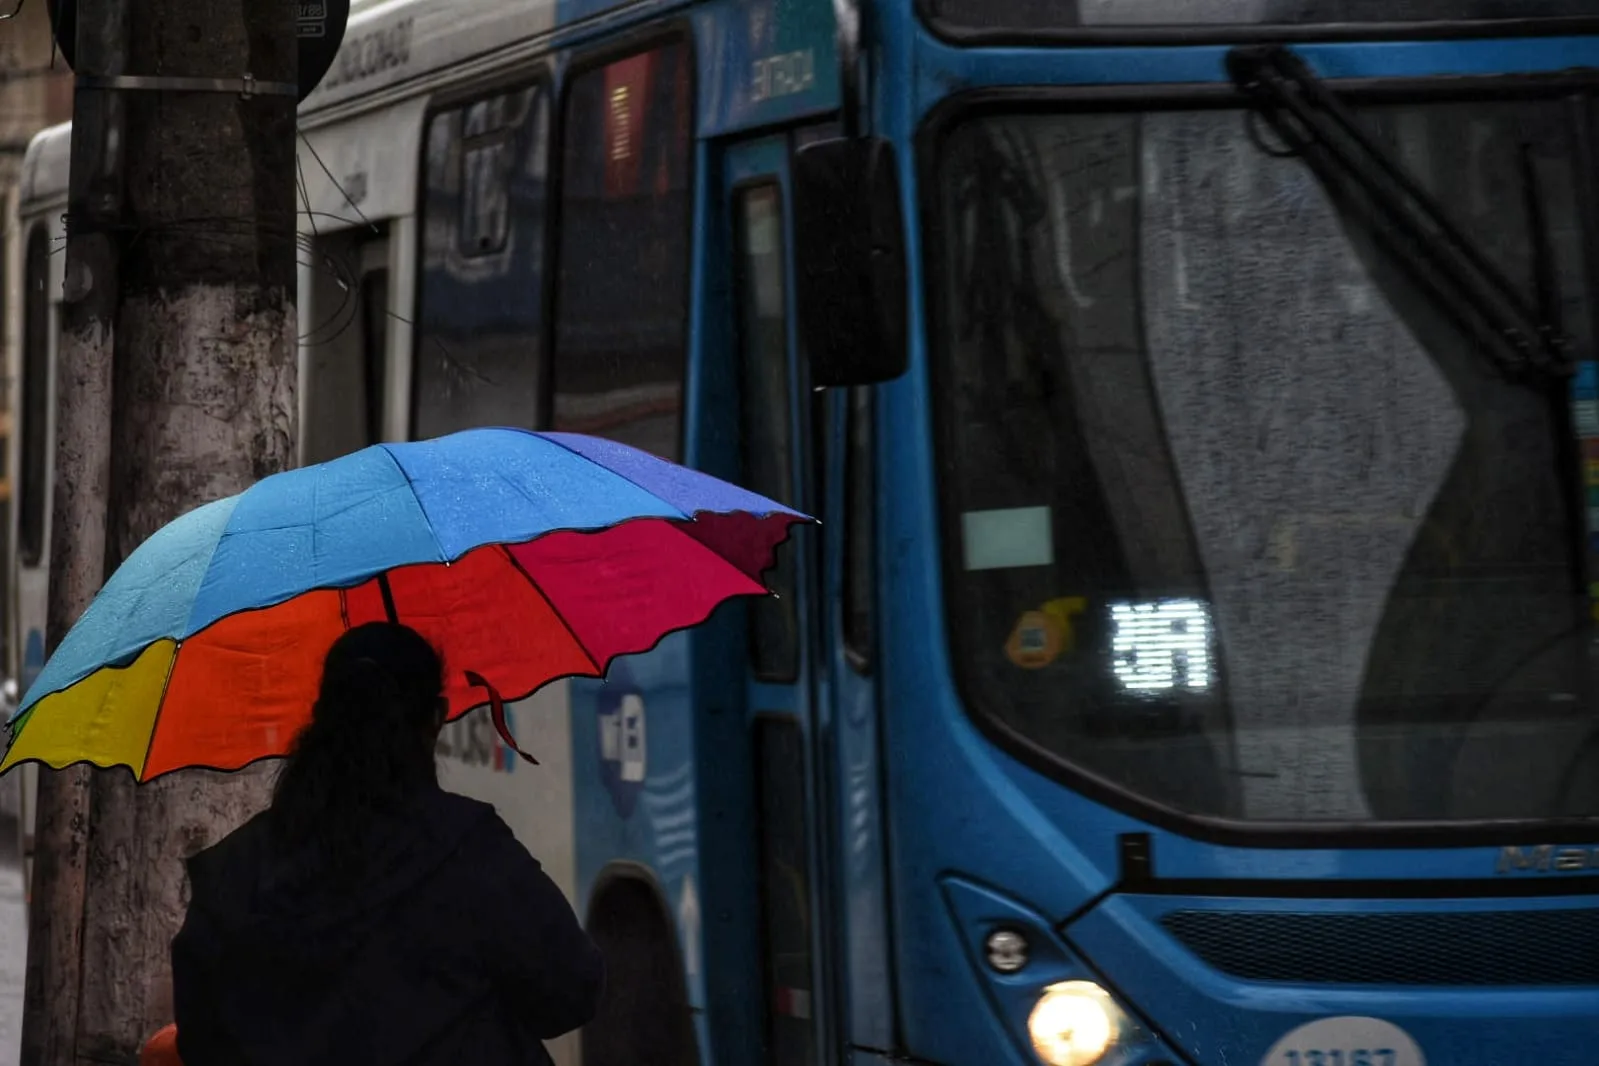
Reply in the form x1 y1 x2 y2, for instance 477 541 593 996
933 102 1599 824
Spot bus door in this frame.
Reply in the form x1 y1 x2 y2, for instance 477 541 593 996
724 133 838 1066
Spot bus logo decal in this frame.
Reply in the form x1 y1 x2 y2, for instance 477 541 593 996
595 665 647 818
1495 844 1599 874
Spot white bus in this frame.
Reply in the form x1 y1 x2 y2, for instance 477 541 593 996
1 1 775 1061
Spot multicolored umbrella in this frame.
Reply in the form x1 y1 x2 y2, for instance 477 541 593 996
3 429 808 780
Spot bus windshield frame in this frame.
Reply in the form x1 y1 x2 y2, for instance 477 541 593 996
918 77 1599 845
916 1 1599 47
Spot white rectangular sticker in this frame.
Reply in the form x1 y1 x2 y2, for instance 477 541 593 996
961 506 1054 571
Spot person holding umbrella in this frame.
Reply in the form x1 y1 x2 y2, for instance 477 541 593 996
168 621 603 1065
3 428 808 1066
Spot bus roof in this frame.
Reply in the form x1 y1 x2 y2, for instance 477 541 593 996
300 0 669 116
23 0 843 207
16 0 583 207
19 122 70 213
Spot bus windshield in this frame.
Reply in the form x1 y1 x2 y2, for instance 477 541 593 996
930 97 1599 826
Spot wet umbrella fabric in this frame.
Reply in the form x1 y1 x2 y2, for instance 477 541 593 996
3 429 807 779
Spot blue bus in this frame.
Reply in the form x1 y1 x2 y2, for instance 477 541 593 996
11 0 1599 1064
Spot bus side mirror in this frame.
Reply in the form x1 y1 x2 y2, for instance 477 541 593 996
792 137 908 388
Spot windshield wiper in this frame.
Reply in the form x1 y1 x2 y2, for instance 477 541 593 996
1227 44 1574 380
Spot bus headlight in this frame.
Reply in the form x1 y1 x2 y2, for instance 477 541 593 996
1026 980 1120 1066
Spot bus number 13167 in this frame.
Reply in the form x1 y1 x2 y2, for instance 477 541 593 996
1282 1052 1397 1066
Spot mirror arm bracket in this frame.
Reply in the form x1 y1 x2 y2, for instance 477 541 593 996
834 0 863 139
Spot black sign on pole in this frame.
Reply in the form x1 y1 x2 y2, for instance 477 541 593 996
50 0 353 102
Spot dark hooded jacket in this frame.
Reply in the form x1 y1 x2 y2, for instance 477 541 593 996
171 786 603 1066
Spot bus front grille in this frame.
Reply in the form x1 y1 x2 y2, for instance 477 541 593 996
1159 907 1599 985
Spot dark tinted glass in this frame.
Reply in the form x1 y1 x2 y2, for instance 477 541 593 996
753 717 817 1066
734 183 799 681
360 269 389 444
414 84 549 439
843 387 875 671
553 43 693 460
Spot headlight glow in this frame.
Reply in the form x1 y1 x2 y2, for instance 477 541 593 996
1026 980 1118 1066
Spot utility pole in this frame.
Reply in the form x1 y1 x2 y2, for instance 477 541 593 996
19 0 127 1063
51 3 297 1061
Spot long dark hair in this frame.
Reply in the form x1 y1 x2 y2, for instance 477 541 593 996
271 622 446 872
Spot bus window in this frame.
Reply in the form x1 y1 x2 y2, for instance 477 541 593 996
734 183 798 681
553 41 693 460
843 386 875 673
18 226 50 570
752 716 817 1066
414 83 549 439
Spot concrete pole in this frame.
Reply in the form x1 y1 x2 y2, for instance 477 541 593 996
18 0 127 1062
71 2 297 1060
